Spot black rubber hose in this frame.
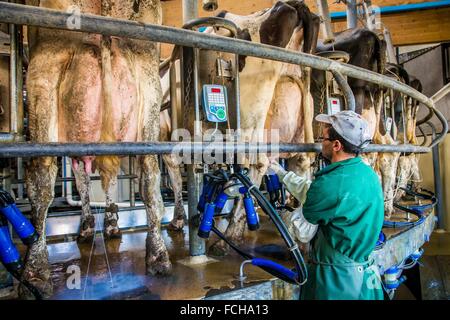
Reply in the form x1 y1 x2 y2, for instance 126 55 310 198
233 172 308 284
7 268 42 300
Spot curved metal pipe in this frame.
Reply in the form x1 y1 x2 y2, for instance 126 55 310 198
183 16 238 37
331 70 355 112
0 2 445 147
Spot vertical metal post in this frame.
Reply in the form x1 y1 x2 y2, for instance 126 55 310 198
170 63 178 133
316 0 335 43
129 156 135 207
383 28 398 64
346 0 358 29
430 123 445 230
234 52 241 137
16 158 23 199
9 23 17 136
183 0 198 23
182 0 205 257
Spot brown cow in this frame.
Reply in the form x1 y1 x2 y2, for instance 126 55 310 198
23 0 169 298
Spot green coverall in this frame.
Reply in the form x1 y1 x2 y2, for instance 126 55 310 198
284 157 385 300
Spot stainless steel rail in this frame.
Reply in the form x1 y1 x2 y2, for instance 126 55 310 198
0 142 430 158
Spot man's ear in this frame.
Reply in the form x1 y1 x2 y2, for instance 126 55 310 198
333 140 343 152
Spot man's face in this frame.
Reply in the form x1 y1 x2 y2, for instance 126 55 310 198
321 125 344 161
321 126 333 161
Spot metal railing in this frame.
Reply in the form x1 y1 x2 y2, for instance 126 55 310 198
0 2 447 158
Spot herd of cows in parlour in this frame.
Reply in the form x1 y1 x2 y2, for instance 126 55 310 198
1 0 425 298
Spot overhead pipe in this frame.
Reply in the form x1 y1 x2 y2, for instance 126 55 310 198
427 122 445 230
417 82 450 127
431 82 450 104
0 2 446 147
330 0 450 19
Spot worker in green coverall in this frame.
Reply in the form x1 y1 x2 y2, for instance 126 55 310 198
270 111 384 300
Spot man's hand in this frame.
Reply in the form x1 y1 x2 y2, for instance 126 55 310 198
268 160 288 180
281 208 318 244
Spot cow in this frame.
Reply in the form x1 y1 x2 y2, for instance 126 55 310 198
205 0 320 255
23 0 169 298
264 12 320 181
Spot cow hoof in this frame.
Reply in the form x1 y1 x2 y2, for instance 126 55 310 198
146 252 172 276
208 240 229 257
18 267 53 300
104 217 122 240
77 216 96 243
77 232 95 243
19 277 53 300
104 227 122 240
167 219 185 231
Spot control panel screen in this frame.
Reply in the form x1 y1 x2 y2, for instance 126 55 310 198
202 85 228 123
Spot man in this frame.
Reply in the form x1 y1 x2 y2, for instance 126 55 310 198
270 110 384 300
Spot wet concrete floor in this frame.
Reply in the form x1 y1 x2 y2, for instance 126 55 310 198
46 216 293 300
3 200 447 300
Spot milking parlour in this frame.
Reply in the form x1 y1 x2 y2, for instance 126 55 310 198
0 0 449 310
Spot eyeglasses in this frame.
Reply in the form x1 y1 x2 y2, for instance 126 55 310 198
317 136 333 143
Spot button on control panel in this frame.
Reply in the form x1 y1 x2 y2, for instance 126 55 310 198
202 85 228 122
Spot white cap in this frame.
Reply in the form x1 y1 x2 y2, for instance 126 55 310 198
315 111 372 148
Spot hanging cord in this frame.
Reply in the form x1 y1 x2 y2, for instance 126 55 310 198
82 187 115 299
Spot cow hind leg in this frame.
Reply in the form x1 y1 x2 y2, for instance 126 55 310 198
97 156 122 239
140 155 172 275
378 152 400 218
162 154 186 231
19 157 58 299
73 162 96 242
395 155 412 201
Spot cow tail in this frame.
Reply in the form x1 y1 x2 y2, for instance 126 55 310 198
96 35 120 191
374 34 388 135
375 35 387 77
286 0 319 54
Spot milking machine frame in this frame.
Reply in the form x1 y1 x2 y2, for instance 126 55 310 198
0 1 448 294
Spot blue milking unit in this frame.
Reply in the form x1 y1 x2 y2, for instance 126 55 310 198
379 248 424 299
0 188 42 299
197 167 308 286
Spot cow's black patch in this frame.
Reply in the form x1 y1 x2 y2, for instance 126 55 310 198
216 10 228 18
286 0 320 54
237 28 252 72
133 0 140 13
259 1 298 48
